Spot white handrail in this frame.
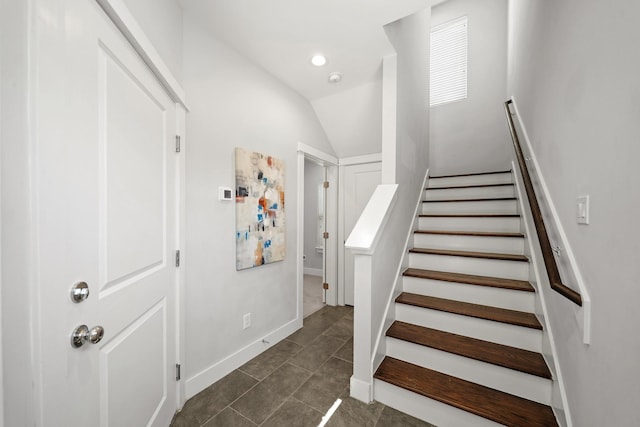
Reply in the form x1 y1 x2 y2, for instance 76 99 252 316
345 185 399 255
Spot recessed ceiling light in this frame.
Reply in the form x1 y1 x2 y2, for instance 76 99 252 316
311 54 327 67
328 72 342 84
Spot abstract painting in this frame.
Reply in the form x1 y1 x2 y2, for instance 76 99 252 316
235 147 286 270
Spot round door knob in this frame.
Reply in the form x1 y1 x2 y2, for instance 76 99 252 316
70 281 90 303
71 325 105 348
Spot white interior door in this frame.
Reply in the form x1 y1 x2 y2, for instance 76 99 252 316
343 162 382 306
37 1 179 426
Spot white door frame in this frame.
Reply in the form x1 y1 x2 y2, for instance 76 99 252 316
297 143 338 312
95 0 189 410
337 153 382 306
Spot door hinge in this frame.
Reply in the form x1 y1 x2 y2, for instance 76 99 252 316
175 363 181 381
175 135 181 153
323 282 329 290
175 250 181 267
323 232 329 239
323 181 329 189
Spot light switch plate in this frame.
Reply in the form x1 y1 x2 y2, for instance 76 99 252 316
577 195 590 224
219 186 233 201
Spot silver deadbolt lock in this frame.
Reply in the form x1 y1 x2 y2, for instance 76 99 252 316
71 325 104 348
70 281 90 303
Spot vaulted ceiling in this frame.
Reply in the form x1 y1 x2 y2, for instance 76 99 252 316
179 0 442 101
179 0 444 157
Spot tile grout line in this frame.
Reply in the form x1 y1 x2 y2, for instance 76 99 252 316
256 309 353 425
221 309 350 425
229 406 258 427
178 306 355 427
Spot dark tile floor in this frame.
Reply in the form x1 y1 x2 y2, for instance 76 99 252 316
171 305 435 427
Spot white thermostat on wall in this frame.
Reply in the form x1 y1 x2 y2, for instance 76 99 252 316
219 186 233 201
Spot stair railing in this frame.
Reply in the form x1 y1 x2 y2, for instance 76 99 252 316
504 99 582 306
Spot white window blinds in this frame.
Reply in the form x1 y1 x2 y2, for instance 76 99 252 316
430 16 468 107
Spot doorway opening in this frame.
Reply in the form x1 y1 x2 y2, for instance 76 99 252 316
303 158 327 317
296 143 338 321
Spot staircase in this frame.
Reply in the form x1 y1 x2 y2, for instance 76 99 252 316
373 171 559 427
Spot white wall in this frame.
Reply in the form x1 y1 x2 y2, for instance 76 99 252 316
370 6 431 369
311 80 383 158
122 0 183 82
429 0 511 175
384 9 430 206
508 1 640 425
304 159 324 271
182 17 335 394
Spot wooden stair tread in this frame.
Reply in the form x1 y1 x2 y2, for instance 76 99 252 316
409 247 528 262
395 293 542 329
415 230 524 238
429 170 512 179
426 183 514 190
375 357 558 427
423 197 516 203
403 268 534 292
419 213 519 218
387 321 551 378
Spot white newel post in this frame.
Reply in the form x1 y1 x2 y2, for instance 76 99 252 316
350 253 373 402
345 185 398 404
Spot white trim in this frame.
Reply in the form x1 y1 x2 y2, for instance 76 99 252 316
95 0 188 110
350 376 373 404
297 152 305 318
297 142 338 165
339 153 382 166
184 317 301 398
325 165 339 306
371 169 429 377
175 105 187 408
337 165 346 306
303 267 322 277
509 96 591 344
512 161 570 427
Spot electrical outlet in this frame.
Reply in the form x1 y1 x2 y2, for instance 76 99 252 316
243 313 251 329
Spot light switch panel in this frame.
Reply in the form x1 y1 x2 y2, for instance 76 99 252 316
577 195 590 224
219 186 233 201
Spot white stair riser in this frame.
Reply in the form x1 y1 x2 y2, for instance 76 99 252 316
421 199 518 214
418 216 521 233
408 253 529 281
374 379 503 427
428 172 512 188
386 338 552 405
395 303 542 352
424 186 515 201
402 276 535 312
413 233 524 255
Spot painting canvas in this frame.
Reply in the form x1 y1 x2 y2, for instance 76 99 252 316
235 147 286 270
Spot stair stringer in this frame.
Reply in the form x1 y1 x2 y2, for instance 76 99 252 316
512 161 570 427
367 169 430 389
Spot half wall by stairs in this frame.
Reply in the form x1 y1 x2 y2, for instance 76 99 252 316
373 170 559 427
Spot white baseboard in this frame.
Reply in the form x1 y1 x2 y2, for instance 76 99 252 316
303 267 322 277
350 375 373 404
184 317 302 400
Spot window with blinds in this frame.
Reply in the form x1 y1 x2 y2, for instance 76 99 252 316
430 16 468 107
